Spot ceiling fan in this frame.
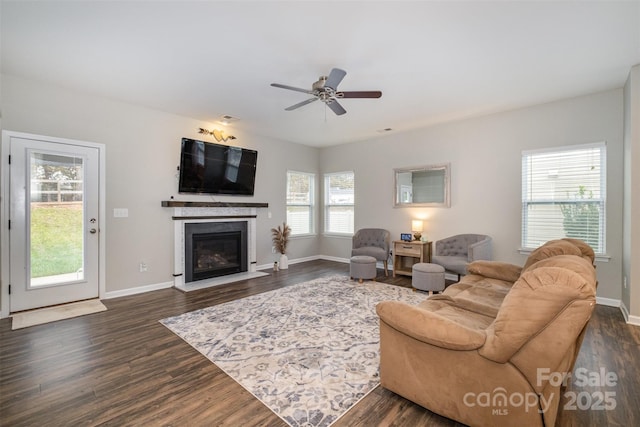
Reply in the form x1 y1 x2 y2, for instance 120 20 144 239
271 68 382 116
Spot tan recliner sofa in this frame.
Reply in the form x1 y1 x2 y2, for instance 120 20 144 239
376 238 597 427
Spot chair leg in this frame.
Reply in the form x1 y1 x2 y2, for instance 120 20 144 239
384 260 388 276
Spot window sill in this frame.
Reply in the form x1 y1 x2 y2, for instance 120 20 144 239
290 233 316 239
518 248 611 263
323 232 354 239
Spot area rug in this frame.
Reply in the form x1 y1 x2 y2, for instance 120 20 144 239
160 275 427 427
11 299 107 330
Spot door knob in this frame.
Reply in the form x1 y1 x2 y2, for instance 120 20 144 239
89 228 97 234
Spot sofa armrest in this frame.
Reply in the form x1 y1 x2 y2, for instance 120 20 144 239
376 301 486 350
467 260 522 283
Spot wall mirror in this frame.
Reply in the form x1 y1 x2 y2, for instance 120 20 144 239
394 163 451 208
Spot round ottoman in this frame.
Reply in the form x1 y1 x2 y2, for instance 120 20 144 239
350 255 377 283
412 263 445 294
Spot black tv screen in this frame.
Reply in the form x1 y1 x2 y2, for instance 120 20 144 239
178 138 258 196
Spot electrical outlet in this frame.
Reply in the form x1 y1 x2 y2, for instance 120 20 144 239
624 276 628 289
139 262 148 272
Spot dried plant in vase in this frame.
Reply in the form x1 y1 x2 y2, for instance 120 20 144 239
271 222 291 254
271 222 291 270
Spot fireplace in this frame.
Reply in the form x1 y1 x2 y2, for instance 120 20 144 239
164 202 268 291
184 222 248 283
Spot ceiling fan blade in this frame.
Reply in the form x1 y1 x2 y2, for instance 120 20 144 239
324 68 347 90
338 91 382 99
285 97 318 111
326 100 346 116
271 83 313 94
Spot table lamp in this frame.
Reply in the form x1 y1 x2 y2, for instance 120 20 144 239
412 220 423 241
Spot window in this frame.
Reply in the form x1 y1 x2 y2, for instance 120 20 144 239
324 171 354 235
286 171 314 235
522 142 606 254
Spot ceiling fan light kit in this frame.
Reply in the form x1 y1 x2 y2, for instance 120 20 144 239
271 68 382 116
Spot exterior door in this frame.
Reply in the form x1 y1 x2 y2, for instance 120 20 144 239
9 135 100 312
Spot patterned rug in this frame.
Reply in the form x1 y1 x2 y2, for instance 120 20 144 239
160 275 427 427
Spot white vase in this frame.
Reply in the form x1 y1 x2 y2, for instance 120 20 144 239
279 253 289 269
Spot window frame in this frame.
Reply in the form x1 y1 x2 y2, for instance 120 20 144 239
286 170 315 237
323 171 355 236
521 141 607 256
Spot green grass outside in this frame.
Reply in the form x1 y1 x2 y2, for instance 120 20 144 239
30 204 83 278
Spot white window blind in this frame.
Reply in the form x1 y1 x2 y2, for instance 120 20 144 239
286 171 314 235
324 171 354 235
521 142 606 254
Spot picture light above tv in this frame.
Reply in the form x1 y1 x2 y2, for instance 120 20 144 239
178 137 258 196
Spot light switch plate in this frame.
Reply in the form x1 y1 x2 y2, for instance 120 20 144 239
113 208 128 218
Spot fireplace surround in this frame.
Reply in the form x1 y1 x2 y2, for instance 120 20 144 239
163 201 269 292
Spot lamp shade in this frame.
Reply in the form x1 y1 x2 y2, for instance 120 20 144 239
411 220 423 232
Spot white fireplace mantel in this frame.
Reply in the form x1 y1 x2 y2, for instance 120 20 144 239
162 201 269 292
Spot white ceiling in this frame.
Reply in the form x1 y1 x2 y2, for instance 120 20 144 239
2 1 639 147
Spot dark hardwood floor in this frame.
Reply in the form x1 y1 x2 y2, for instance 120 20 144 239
1 260 638 426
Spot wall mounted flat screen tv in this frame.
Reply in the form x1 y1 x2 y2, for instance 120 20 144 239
178 138 258 196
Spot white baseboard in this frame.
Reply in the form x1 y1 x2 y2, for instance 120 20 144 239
256 255 325 272
103 281 174 299
289 255 324 265
628 314 640 326
318 255 349 264
620 301 630 322
619 301 640 326
595 296 620 307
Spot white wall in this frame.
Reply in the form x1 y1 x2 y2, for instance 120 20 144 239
623 64 640 318
0 74 629 306
0 74 320 298
320 89 624 301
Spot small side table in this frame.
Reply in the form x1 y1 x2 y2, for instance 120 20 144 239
392 240 432 277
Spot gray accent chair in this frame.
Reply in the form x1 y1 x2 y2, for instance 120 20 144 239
431 234 493 280
351 228 391 276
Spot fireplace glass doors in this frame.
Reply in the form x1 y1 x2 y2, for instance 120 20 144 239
184 221 248 282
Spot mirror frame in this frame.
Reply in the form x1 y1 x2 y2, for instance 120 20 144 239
393 163 451 208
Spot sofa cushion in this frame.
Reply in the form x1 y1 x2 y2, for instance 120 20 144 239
522 240 582 271
352 246 387 260
377 300 490 350
438 277 512 318
479 266 596 363
562 238 596 264
466 260 522 283
524 254 596 286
